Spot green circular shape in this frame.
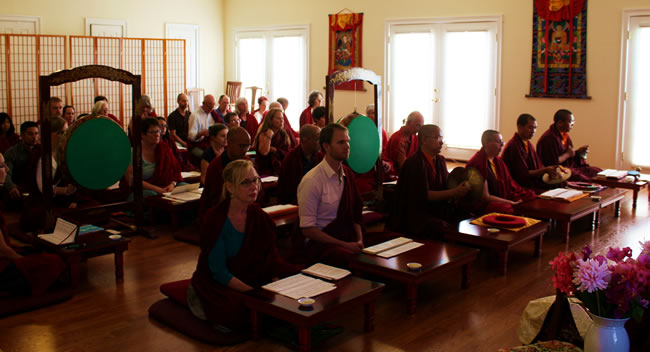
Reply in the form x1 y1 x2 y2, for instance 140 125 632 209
347 115 380 174
65 118 131 190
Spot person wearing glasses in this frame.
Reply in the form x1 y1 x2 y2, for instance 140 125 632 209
223 112 241 130
0 152 66 297
389 124 470 238
199 127 252 217
253 108 291 176
122 117 182 197
189 159 301 330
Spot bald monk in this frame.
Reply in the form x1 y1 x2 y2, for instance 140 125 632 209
199 127 251 216
502 114 557 192
536 109 602 182
389 125 470 237
385 111 423 174
467 130 537 214
277 124 323 204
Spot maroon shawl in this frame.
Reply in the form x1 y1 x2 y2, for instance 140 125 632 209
277 146 323 205
385 127 419 174
254 130 291 176
536 124 601 182
321 165 364 242
241 113 259 143
502 132 548 192
148 142 183 187
299 107 313 127
467 148 537 202
0 133 20 154
191 199 300 325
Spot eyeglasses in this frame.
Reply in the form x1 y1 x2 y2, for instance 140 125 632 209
240 177 261 187
147 129 161 135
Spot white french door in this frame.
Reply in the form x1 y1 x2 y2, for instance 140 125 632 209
387 18 501 160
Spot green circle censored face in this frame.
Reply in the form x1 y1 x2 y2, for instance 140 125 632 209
347 115 380 174
65 118 131 190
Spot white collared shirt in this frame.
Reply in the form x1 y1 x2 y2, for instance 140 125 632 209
187 108 214 142
297 159 346 230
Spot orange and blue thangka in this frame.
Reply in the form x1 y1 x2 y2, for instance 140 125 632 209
529 0 588 98
328 12 363 91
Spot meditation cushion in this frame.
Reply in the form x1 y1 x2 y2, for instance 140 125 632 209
483 215 527 228
0 288 74 317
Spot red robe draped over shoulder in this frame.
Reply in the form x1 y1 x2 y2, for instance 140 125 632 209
241 113 259 144
502 132 550 193
254 131 291 176
467 148 537 214
299 107 313 127
0 212 66 296
385 127 418 174
277 146 323 205
0 133 20 154
199 153 231 217
119 142 182 193
191 199 300 328
536 124 602 182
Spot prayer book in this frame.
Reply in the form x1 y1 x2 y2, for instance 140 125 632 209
261 175 278 183
262 204 298 216
596 169 627 180
301 263 350 281
376 241 424 258
38 218 78 245
162 183 202 202
362 237 413 255
180 171 200 179
262 274 337 300
539 188 587 202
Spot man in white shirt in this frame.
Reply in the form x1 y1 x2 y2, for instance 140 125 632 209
187 94 216 158
297 123 364 267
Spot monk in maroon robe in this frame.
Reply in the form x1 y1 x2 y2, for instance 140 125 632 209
467 130 537 214
536 109 602 182
254 108 292 176
299 91 323 127
191 161 300 330
385 111 423 174
502 114 557 193
277 124 322 204
389 125 470 237
199 127 251 217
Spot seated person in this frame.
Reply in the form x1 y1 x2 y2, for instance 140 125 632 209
0 113 20 154
189 160 300 330
122 117 182 197
94 96 121 126
211 95 230 124
502 114 557 192
390 125 470 237
234 97 259 143
223 112 240 130
0 152 66 297
385 111 423 174
62 106 75 126
167 93 191 148
253 108 291 176
200 124 227 185
253 96 267 123
199 127 251 217
299 90 323 127
187 95 217 159
2 122 40 204
275 98 299 145
467 130 537 214
536 109 602 182
312 106 327 128
277 124 322 205
297 123 365 268
156 116 182 162
365 104 389 154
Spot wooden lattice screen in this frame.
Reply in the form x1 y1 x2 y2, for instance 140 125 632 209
0 34 185 130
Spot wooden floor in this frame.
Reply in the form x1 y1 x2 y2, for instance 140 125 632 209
1 191 649 352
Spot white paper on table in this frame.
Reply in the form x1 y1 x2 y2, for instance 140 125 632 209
362 237 413 255
262 204 297 214
377 241 424 258
181 171 201 178
302 263 350 281
263 274 336 300
38 218 78 245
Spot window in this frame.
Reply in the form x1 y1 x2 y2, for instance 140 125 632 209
234 26 308 129
386 18 501 160
619 12 650 168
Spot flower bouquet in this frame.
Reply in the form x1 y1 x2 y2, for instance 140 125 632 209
549 241 650 320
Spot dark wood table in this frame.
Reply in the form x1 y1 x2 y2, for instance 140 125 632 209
514 188 626 244
145 195 200 226
446 219 549 275
8 225 130 288
243 276 384 352
591 176 647 208
349 240 479 314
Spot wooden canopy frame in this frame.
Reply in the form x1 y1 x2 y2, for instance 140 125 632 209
325 67 384 199
39 65 145 228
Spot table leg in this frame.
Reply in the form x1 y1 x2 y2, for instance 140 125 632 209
298 326 311 352
250 309 259 340
558 221 570 243
114 249 124 281
593 211 600 229
364 301 376 332
615 200 621 217
534 234 543 258
633 188 639 208
68 254 81 289
498 250 508 276
461 263 470 289
407 283 417 315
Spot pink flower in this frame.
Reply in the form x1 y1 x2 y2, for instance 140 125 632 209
607 247 632 263
581 244 592 261
573 258 611 293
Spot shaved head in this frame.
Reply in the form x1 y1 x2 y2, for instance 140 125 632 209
226 126 252 160
227 126 249 142
300 124 320 140
418 124 440 144
481 129 501 146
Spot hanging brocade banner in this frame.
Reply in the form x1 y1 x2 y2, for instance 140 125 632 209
528 0 589 98
328 12 363 90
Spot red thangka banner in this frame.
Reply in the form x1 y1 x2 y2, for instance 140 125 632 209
328 13 363 90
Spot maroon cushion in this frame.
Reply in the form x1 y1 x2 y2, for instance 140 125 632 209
482 215 527 228
0 288 74 317
173 232 200 245
362 211 385 225
148 298 248 345
160 279 191 306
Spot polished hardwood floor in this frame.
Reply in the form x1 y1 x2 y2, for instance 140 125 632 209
1 191 648 352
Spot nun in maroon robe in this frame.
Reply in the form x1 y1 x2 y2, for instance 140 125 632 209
502 132 553 193
536 123 601 182
385 126 419 174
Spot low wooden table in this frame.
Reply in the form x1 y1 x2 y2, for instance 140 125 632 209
145 195 200 226
447 219 549 275
244 276 384 352
8 225 130 288
349 241 479 314
591 176 647 208
514 188 626 244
